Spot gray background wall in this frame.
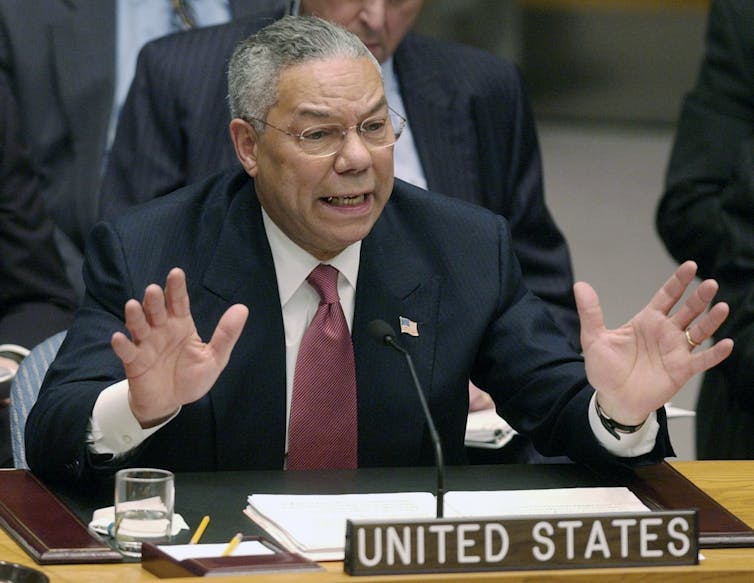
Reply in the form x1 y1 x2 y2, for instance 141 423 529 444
414 1 711 460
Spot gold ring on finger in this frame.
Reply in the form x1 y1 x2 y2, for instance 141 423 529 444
685 327 700 348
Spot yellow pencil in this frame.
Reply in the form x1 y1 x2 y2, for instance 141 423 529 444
189 515 210 544
221 532 243 557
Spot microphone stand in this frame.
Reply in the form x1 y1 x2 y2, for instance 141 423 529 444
369 320 445 518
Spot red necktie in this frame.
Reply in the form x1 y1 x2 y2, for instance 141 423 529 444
287 264 358 470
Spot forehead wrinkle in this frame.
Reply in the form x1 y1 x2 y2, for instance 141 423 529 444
291 94 388 125
272 56 386 127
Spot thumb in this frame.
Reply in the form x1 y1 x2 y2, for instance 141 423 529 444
574 281 605 347
208 304 250 367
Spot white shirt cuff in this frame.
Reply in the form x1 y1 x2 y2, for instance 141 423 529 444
588 392 659 457
88 379 179 455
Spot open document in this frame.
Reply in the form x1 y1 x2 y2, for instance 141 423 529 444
244 487 650 561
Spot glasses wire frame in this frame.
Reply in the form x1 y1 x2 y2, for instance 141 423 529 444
243 106 407 158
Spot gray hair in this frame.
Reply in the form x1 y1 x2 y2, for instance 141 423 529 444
228 15 381 132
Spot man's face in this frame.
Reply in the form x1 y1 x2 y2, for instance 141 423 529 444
300 0 423 64
241 57 394 261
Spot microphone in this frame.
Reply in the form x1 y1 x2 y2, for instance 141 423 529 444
367 319 445 518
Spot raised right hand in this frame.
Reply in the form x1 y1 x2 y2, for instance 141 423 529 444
110 267 249 427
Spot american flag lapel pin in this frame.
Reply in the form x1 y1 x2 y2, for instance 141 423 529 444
399 316 419 337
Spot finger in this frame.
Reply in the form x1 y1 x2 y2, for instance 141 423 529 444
207 304 249 367
142 282 169 328
111 330 137 366
690 337 734 376
648 261 697 315
671 278 720 330
165 268 191 318
574 281 605 346
123 297 153 343
685 301 730 346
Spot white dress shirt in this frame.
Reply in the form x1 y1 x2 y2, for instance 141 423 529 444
381 57 427 189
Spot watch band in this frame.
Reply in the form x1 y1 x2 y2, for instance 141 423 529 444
595 398 646 440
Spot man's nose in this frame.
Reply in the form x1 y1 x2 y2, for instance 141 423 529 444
334 129 373 173
359 0 387 30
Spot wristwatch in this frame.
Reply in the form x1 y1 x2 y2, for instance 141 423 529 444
594 398 646 440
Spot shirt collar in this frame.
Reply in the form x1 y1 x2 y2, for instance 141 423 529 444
381 56 396 91
262 209 361 307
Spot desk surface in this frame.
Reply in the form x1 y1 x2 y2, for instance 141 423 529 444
3 461 754 582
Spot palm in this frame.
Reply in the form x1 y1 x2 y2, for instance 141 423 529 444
112 268 249 426
576 261 733 425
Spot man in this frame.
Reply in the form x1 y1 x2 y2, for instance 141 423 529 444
0 0 284 297
99 0 579 348
656 0 754 458
0 81 77 467
26 16 732 484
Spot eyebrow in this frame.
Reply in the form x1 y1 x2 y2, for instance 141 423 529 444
292 97 389 124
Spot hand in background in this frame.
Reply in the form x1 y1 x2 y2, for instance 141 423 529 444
110 267 249 427
576 260 733 426
468 383 496 412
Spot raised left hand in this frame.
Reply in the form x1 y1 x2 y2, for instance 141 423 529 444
575 260 733 426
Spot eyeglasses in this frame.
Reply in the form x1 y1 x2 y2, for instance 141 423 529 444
244 107 406 158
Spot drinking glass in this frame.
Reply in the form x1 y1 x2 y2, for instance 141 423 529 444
113 468 174 557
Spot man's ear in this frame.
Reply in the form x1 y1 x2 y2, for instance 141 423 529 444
229 118 259 177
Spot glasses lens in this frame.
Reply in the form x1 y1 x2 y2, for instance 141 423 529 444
360 111 405 150
299 124 343 156
297 110 406 157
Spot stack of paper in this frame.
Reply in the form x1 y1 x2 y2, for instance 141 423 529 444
244 488 650 561
464 409 517 449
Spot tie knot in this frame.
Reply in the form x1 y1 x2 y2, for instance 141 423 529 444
307 264 340 304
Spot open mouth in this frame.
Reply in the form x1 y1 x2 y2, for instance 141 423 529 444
322 193 368 207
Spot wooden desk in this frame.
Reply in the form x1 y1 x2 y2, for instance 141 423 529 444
3 461 754 582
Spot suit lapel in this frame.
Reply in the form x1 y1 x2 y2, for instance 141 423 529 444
202 182 287 468
353 195 441 466
394 35 479 203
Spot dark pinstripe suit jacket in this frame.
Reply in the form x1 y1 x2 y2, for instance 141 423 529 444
99 17 580 348
27 171 671 483
0 0 282 296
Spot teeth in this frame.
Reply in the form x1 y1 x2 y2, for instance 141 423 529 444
324 194 365 206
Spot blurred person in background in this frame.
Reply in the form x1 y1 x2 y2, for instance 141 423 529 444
0 81 77 468
656 0 754 459
0 0 284 298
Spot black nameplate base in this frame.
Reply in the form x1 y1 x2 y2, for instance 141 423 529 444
344 510 698 576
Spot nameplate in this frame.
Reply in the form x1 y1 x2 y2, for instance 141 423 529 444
344 510 698 575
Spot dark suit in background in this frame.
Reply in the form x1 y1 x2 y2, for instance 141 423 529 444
27 171 671 483
0 81 77 467
0 0 281 298
99 15 579 348
656 0 754 458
